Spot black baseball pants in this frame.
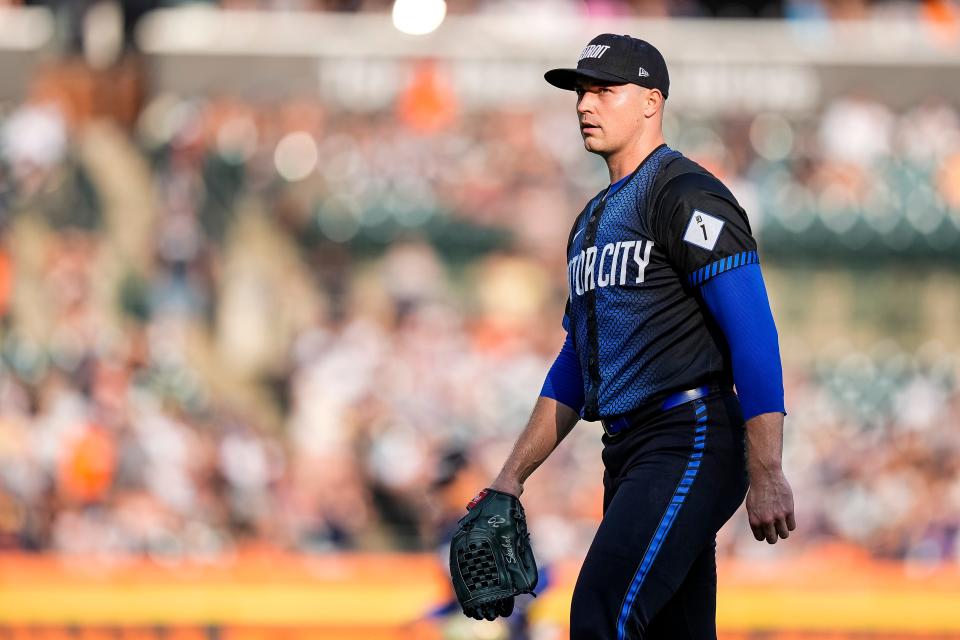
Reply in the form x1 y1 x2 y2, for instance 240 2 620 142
569 390 749 640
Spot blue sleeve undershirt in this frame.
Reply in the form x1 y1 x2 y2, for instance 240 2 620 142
539 330 584 414
699 262 785 422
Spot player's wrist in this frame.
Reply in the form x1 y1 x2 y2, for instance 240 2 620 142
747 459 783 481
746 439 782 471
744 413 784 475
489 476 523 497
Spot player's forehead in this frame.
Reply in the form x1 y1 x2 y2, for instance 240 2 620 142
574 77 627 91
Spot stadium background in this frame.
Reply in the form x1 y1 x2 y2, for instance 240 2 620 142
0 1 958 638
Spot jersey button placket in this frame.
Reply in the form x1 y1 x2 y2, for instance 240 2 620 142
582 193 607 420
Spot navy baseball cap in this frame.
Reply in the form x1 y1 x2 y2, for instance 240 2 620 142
544 34 670 98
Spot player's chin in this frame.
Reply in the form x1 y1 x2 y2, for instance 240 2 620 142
581 135 606 153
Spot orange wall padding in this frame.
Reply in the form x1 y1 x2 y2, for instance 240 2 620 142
0 546 958 635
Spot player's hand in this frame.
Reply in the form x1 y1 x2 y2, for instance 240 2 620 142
745 467 796 544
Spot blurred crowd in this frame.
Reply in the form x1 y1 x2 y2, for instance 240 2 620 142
11 0 960 23
140 0 960 22
0 77 957 568
136 86 960 259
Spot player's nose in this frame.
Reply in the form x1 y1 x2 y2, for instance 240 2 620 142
576 93 596 115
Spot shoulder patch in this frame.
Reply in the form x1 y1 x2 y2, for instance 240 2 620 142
683 209 724 251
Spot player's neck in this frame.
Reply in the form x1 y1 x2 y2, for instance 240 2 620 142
605 134 666 184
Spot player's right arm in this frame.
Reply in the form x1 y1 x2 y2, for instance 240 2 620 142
490 328 583 497
489 395 580 497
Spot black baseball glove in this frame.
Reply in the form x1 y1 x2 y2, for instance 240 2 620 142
449 488 538 620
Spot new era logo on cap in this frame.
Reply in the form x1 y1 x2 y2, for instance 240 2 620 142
544 33 670 98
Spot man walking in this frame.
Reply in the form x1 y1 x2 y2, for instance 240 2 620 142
452 34 796 639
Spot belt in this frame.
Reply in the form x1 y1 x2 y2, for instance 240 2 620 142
600 385 719 437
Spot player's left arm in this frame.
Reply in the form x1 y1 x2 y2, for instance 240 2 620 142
653 173 796 545
699 265 795 544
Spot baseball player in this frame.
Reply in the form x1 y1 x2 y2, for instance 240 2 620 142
450 34 795 639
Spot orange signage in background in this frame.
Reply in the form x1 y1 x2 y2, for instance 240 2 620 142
0 549 958 638
396 60 458 134
57 423 116 504
0 248 11 318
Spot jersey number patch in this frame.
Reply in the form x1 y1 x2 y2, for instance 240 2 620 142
682 209 724 251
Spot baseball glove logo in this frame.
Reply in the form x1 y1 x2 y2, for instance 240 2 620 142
500 535 518 563
488 515 507 528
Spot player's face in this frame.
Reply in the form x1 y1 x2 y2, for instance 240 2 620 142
575 79 649 156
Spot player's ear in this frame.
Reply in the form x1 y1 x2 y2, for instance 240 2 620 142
642 88 663 119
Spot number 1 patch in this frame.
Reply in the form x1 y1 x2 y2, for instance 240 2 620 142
683 209 724 251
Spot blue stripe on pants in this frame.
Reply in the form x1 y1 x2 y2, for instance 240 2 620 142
615 401 709 640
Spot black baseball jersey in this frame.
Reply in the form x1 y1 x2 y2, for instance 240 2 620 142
563 143 758 420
